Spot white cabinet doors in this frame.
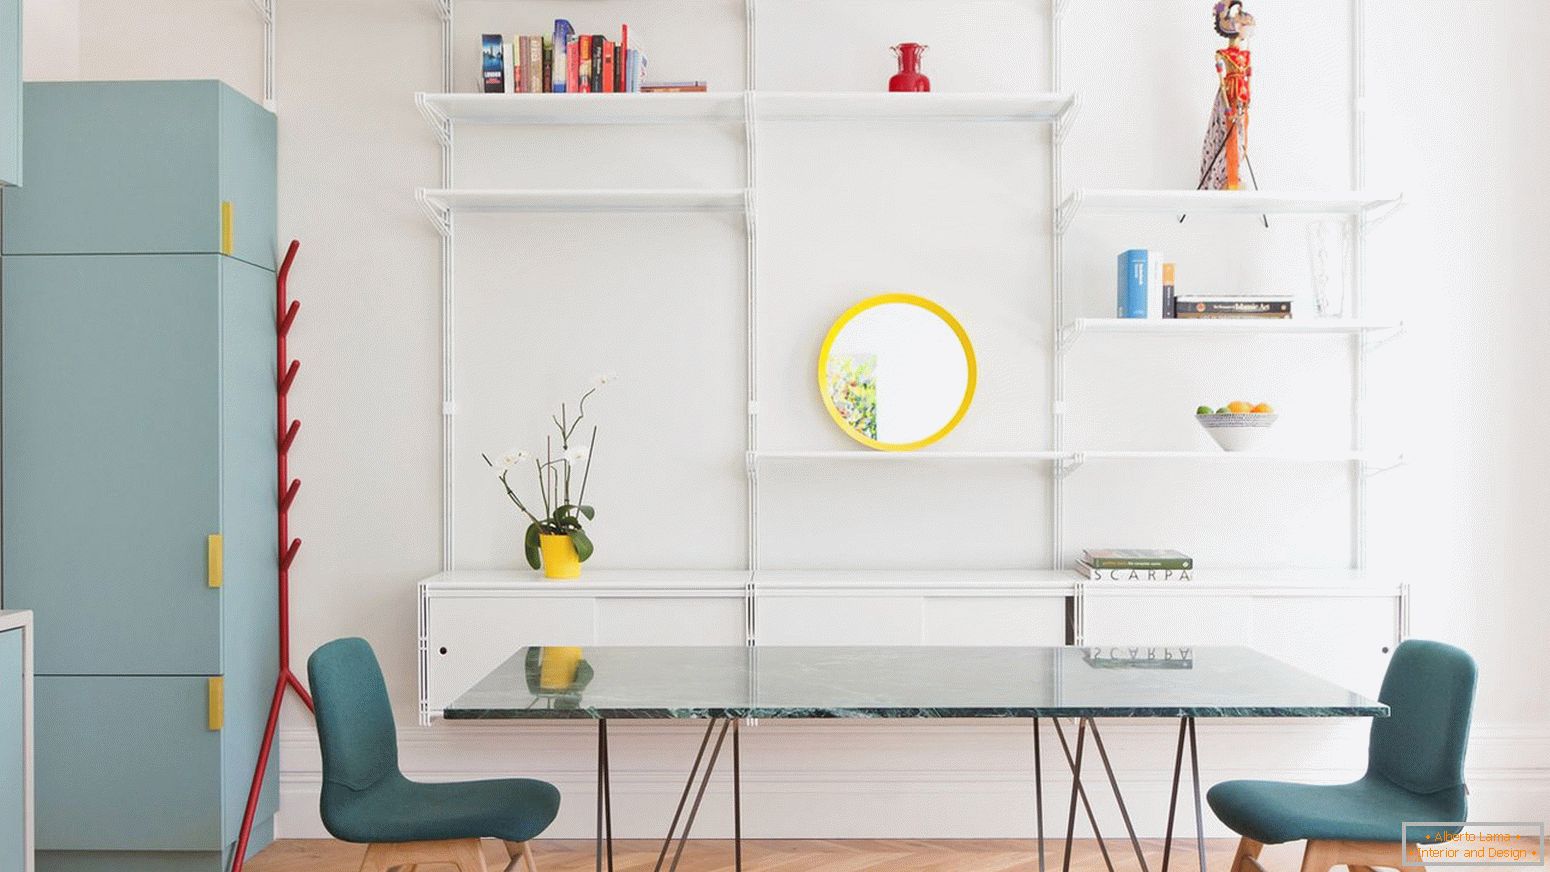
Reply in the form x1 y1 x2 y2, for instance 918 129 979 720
1080 586 1402 696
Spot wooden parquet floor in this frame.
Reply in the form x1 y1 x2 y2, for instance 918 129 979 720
250 837 1241 872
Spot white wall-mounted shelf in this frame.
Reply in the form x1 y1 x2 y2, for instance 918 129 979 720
1070 449 1402 467
757 91 1075 122
417 92 748 128
1056 188 1403 231
414 91 1075 134
1061 317 1403 345
749 450 1068 464
415 187 748 235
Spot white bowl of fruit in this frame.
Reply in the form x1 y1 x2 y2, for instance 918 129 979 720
1196 401 1278 452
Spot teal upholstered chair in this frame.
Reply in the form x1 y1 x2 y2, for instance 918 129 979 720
1208 639 1476 872
309 638 561 872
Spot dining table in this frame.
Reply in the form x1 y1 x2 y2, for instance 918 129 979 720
444 644 1387 872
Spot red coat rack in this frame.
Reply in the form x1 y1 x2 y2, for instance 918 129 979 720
231 239 313 872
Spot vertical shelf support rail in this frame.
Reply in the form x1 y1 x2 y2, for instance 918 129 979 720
247 0 276 111
230 240 314 872
433 0 457 572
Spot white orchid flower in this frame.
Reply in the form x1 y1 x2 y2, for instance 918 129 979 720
591 372 619 388
497 448 533 470
563 445 590 466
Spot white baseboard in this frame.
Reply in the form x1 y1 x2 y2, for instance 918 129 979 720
275 720 1550 840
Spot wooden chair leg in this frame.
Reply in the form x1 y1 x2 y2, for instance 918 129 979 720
1228 838 1264 872
1301 841 1342 872
447 838 492 872
505 840 539 872
358 839 486 872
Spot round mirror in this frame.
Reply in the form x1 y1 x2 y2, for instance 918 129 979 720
818 293 976 451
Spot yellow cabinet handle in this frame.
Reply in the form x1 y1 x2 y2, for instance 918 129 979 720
208 677 224 731
220 201 234 256
207 534 223 588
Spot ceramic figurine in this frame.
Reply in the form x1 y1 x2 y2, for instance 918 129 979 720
890 43 931 92
1198 2 1257 191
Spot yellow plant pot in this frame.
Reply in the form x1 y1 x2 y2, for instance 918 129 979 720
539 533 581 579
538 646 584 690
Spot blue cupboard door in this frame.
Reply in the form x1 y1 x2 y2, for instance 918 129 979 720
0 0 19 187
216 257 281 846
33 675 222 851
0 629 24 872
0 81 243 260
2 255 224 676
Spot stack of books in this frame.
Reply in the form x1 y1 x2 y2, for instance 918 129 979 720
1115 250 1294 319
1076 549 1194 581
482 21 678 94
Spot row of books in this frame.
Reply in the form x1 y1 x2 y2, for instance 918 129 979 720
1117 249 1293 319
480 22 708 95
1075 549 1195 581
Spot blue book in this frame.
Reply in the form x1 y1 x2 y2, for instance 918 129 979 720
1116 249 1165 318
1117 249 1148 318
552 20 575 93
481 34 506 93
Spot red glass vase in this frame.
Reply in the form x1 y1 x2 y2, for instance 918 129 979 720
889 43 931 92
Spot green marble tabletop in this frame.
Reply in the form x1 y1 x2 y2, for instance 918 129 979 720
443 645 1387 720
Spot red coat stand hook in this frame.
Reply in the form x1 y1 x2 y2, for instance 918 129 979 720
231 240 312 872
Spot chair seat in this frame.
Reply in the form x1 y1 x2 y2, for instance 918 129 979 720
323 772 562 845
1207 774 1466 845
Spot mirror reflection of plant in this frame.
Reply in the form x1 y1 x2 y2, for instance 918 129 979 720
482 374 615 569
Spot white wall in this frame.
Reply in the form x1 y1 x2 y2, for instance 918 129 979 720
31 0 1550 838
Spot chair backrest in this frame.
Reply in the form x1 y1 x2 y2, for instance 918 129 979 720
308 637 400 792
1368 639 1477 794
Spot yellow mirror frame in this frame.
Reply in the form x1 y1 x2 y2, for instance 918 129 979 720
817 293 978 452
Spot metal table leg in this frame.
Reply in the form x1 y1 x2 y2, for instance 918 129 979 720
653 719 720 872
1160 718 1189 872
1034 717 1046 872
1054 719 1115 872
1189 717 1207 872
595 718 613 872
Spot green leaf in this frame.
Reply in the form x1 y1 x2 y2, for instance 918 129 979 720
569 527 594 562
578 505 596 520
524 523 541 570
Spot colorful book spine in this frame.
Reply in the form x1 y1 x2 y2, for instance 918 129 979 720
542 37 554 93
591 34 604 92
567 35 581 92
528 37 543 93
1162 262 1177 319
578 36 592 92
1174 297 1293 318
552 20 574 93
602 39 616 93
481 35 505 93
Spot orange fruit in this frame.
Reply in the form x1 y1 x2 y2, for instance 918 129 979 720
1252 403 1274 413
1226 401 1253 414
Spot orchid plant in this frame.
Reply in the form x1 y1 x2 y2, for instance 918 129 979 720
483 374 614 569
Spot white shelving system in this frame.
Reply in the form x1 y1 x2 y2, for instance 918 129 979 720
412 0 1407 655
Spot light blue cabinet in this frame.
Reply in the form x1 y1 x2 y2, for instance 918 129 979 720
0 0 19 187
0 82 277 872
1 81 275 268
0 613 32 872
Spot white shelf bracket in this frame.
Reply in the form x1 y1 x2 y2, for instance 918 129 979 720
1055 192 1081 236
1360 321 1406 353
1053 0 1075 23
1056 320 1083 352
1056 451 1086 479
416 93 451 148
744 451 759 483
416 190 453 238
428 0 452 22
1363 195 1406 228
1052 95 1080 147
1360 454 1406 476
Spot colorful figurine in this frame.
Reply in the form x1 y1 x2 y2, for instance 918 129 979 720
1198 2 1257 191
